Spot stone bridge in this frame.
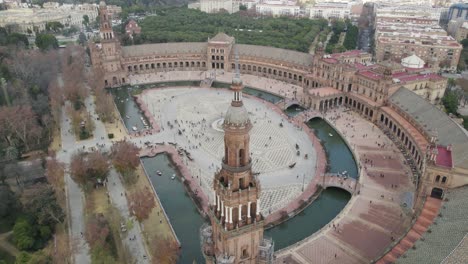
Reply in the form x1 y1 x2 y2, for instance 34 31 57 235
317 174 359 194
276 98 300 110
293 110 323 123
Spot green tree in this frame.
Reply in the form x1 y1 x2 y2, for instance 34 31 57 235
45 21 64 32
14 251 31 264
78 32 87 46
83 14 90 26
442 90 459 115
35 34 58 51
13 218 35 250
343 23 358 50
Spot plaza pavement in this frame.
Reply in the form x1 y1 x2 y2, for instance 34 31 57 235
274 108 415 264
132 87 318 217
129 70 305 103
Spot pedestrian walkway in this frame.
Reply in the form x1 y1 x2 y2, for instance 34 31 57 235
377 197 442 264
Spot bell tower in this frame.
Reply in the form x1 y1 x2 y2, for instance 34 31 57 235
201 50 274 264
93 1 125 87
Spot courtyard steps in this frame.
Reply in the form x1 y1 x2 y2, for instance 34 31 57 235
376 197 442 264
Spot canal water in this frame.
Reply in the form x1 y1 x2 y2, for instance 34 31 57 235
211 81 283 104
284 104 306 117
264 188 350 250
142 154 206 264
307 118 359 179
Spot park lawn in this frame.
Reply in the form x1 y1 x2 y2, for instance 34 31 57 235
102 106 128 142
85 188 129 264
49 128 62 153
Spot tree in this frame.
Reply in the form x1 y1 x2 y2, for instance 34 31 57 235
128 187 155 221
45 22 64 33
442 89 459 115
45 156 64 191
14 251 31 264
78 32 87 46
151 237 179 264
0 184 20 228
0 105 44 151
21 184 64 226
35 34 58 51
83 15 90 26
13 218 35 250
70 150 109 187
111 140 140 176
85 214 110 249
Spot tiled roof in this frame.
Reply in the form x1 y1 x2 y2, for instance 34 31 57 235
121 42 207 57
397 187 468 264
235 44 313 66
389 88 468 169
209 32 234 43
121 42 313 66
435 146 453 168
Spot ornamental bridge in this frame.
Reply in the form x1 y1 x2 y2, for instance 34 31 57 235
318 173 359 194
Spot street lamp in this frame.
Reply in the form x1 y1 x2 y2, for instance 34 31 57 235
302 173 306 192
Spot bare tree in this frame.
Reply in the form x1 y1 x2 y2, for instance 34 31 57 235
111 140 141 177
151 237 180 264
128 187 155 222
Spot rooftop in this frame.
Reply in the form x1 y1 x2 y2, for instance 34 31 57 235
389 88 468 169
435 145 453 168
397 186 468 263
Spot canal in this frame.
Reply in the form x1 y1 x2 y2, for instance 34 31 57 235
307 118 359 179
142 154 206 264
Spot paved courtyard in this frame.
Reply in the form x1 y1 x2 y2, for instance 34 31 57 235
136 87 317 216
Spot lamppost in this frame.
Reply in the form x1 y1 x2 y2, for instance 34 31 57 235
302 173 306 192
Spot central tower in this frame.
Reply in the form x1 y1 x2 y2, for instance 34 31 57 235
201 51 274 264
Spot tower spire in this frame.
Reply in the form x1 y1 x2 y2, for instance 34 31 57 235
231 46 243 104
235 47 240 79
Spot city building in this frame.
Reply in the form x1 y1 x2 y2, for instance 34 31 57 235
0 3 98 34
308 1 357 20
255 0 300 17
125 19 141 36
445 3 468 40
191 0 240 14
106 4 122 18
373 6 461 72
233 0 258 9
91 0 468 257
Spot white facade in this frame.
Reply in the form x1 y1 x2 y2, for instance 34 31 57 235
376 5 448 22
308 2 356 20
401 54 426 68
200 0 240 14
255 0 300 17
0 4 98 34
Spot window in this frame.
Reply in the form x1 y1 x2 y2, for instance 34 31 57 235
442 176 447 184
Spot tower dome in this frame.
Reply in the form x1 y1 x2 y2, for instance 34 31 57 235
224 105 250 127
232 76 243 86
